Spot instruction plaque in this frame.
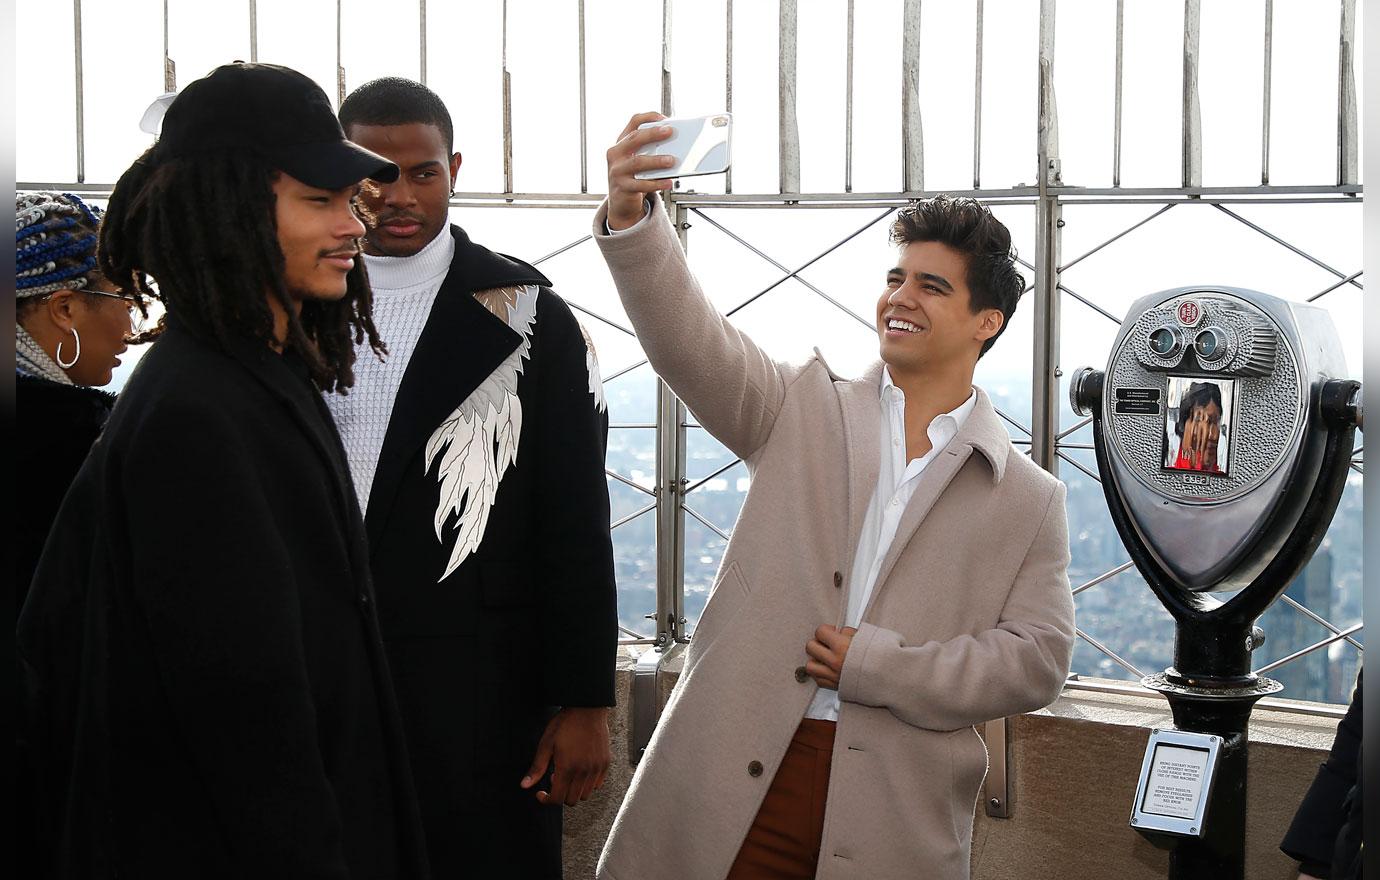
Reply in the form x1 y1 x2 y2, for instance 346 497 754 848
1128 728 1222 838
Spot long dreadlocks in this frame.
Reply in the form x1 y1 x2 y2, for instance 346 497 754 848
99 146 386 393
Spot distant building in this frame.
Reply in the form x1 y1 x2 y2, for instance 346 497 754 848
1266 545 1333 703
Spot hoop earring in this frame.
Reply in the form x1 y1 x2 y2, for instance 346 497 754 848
56 327 81 369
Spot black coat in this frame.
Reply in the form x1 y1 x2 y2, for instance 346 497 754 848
16 374 116 880
18 322 430 880
361 227 617 879
1281 668 1363 879
15 374 115 612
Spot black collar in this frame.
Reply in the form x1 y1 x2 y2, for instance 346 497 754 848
445 224 552 293
160 316 358 520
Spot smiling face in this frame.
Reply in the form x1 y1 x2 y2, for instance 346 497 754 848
271 172 366 305
344 121 461 257
876 240 1003 376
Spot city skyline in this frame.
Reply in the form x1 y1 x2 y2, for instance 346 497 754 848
603 374 1364 706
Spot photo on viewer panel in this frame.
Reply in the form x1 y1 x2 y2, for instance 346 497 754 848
1163 377 1234 476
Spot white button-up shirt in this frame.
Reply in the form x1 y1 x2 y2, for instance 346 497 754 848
804 369 976 721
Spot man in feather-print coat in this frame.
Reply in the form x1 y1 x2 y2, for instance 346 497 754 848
326 78 618 879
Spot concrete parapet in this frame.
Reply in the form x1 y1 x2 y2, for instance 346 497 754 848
562 658 1338 879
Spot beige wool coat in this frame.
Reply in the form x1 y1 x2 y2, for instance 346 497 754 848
593 201 1076 880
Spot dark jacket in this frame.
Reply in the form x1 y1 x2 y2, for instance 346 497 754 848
16 373 116 611
361 226 617 878
15 375 115 880
17 321 430 880
1282 669 1363 879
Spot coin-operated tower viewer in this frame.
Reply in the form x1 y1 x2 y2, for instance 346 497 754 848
1069 287 1362 880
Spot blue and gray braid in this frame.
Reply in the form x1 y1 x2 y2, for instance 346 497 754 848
16 192 102 298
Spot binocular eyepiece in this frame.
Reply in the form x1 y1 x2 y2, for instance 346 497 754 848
1071 287 1359 594
1074 286 1361 877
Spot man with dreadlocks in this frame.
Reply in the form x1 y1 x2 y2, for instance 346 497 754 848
328 77 618 878
18 63 431 879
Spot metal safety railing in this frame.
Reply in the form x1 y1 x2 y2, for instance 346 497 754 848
23 1 1363 716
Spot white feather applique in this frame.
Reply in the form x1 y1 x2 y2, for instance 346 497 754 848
579 323 608 413
424 285 538 581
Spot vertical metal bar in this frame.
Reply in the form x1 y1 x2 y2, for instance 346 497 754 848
1031 228 1062 476
845 0 854 193
983 718 1011 818
336 0 346 107
419 0 426 84
901 0 923 192
1337 0 1357 186
725 0 734 193
654 377 688 647
1181 0 1202 188
74 0 85 183
1261 0 1273 184
163 0 175 92
656 203 691 647
973 0 984 189
578 0 588 193
1038 3 1061 187
1113 0 1124 187
661 0 673 116
502 0 513 194
249 0 258 62
779 0 800 194
1033 0 1061 475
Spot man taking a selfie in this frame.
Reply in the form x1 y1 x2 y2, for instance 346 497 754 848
592 112 1075 880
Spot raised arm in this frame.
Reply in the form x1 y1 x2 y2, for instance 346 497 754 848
594 112 798 462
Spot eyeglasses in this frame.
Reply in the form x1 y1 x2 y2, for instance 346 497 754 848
87 289 155 335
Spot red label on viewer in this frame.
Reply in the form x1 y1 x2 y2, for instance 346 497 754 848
1176 300 1202 326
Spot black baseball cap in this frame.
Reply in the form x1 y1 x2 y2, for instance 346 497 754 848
157 62 399 189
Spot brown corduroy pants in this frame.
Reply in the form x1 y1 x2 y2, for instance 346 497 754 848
726 719 836 880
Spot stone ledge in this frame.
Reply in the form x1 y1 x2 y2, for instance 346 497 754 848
561 661 1339 879
1042 680 1341 749
974 679 1336 880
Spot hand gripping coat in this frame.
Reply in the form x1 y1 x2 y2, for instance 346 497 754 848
592 201 1076 880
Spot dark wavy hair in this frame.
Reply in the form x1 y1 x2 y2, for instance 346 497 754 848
98 146 385 392
890 195 1024 358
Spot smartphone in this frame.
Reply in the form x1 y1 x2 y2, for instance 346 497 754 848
634 113 732 180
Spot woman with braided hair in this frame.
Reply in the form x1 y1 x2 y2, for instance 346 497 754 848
15 190 153 880
15 192 152 606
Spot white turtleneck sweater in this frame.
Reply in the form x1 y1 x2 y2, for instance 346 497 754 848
326 228 456 514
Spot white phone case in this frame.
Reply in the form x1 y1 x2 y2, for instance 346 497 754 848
634 114 733 180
